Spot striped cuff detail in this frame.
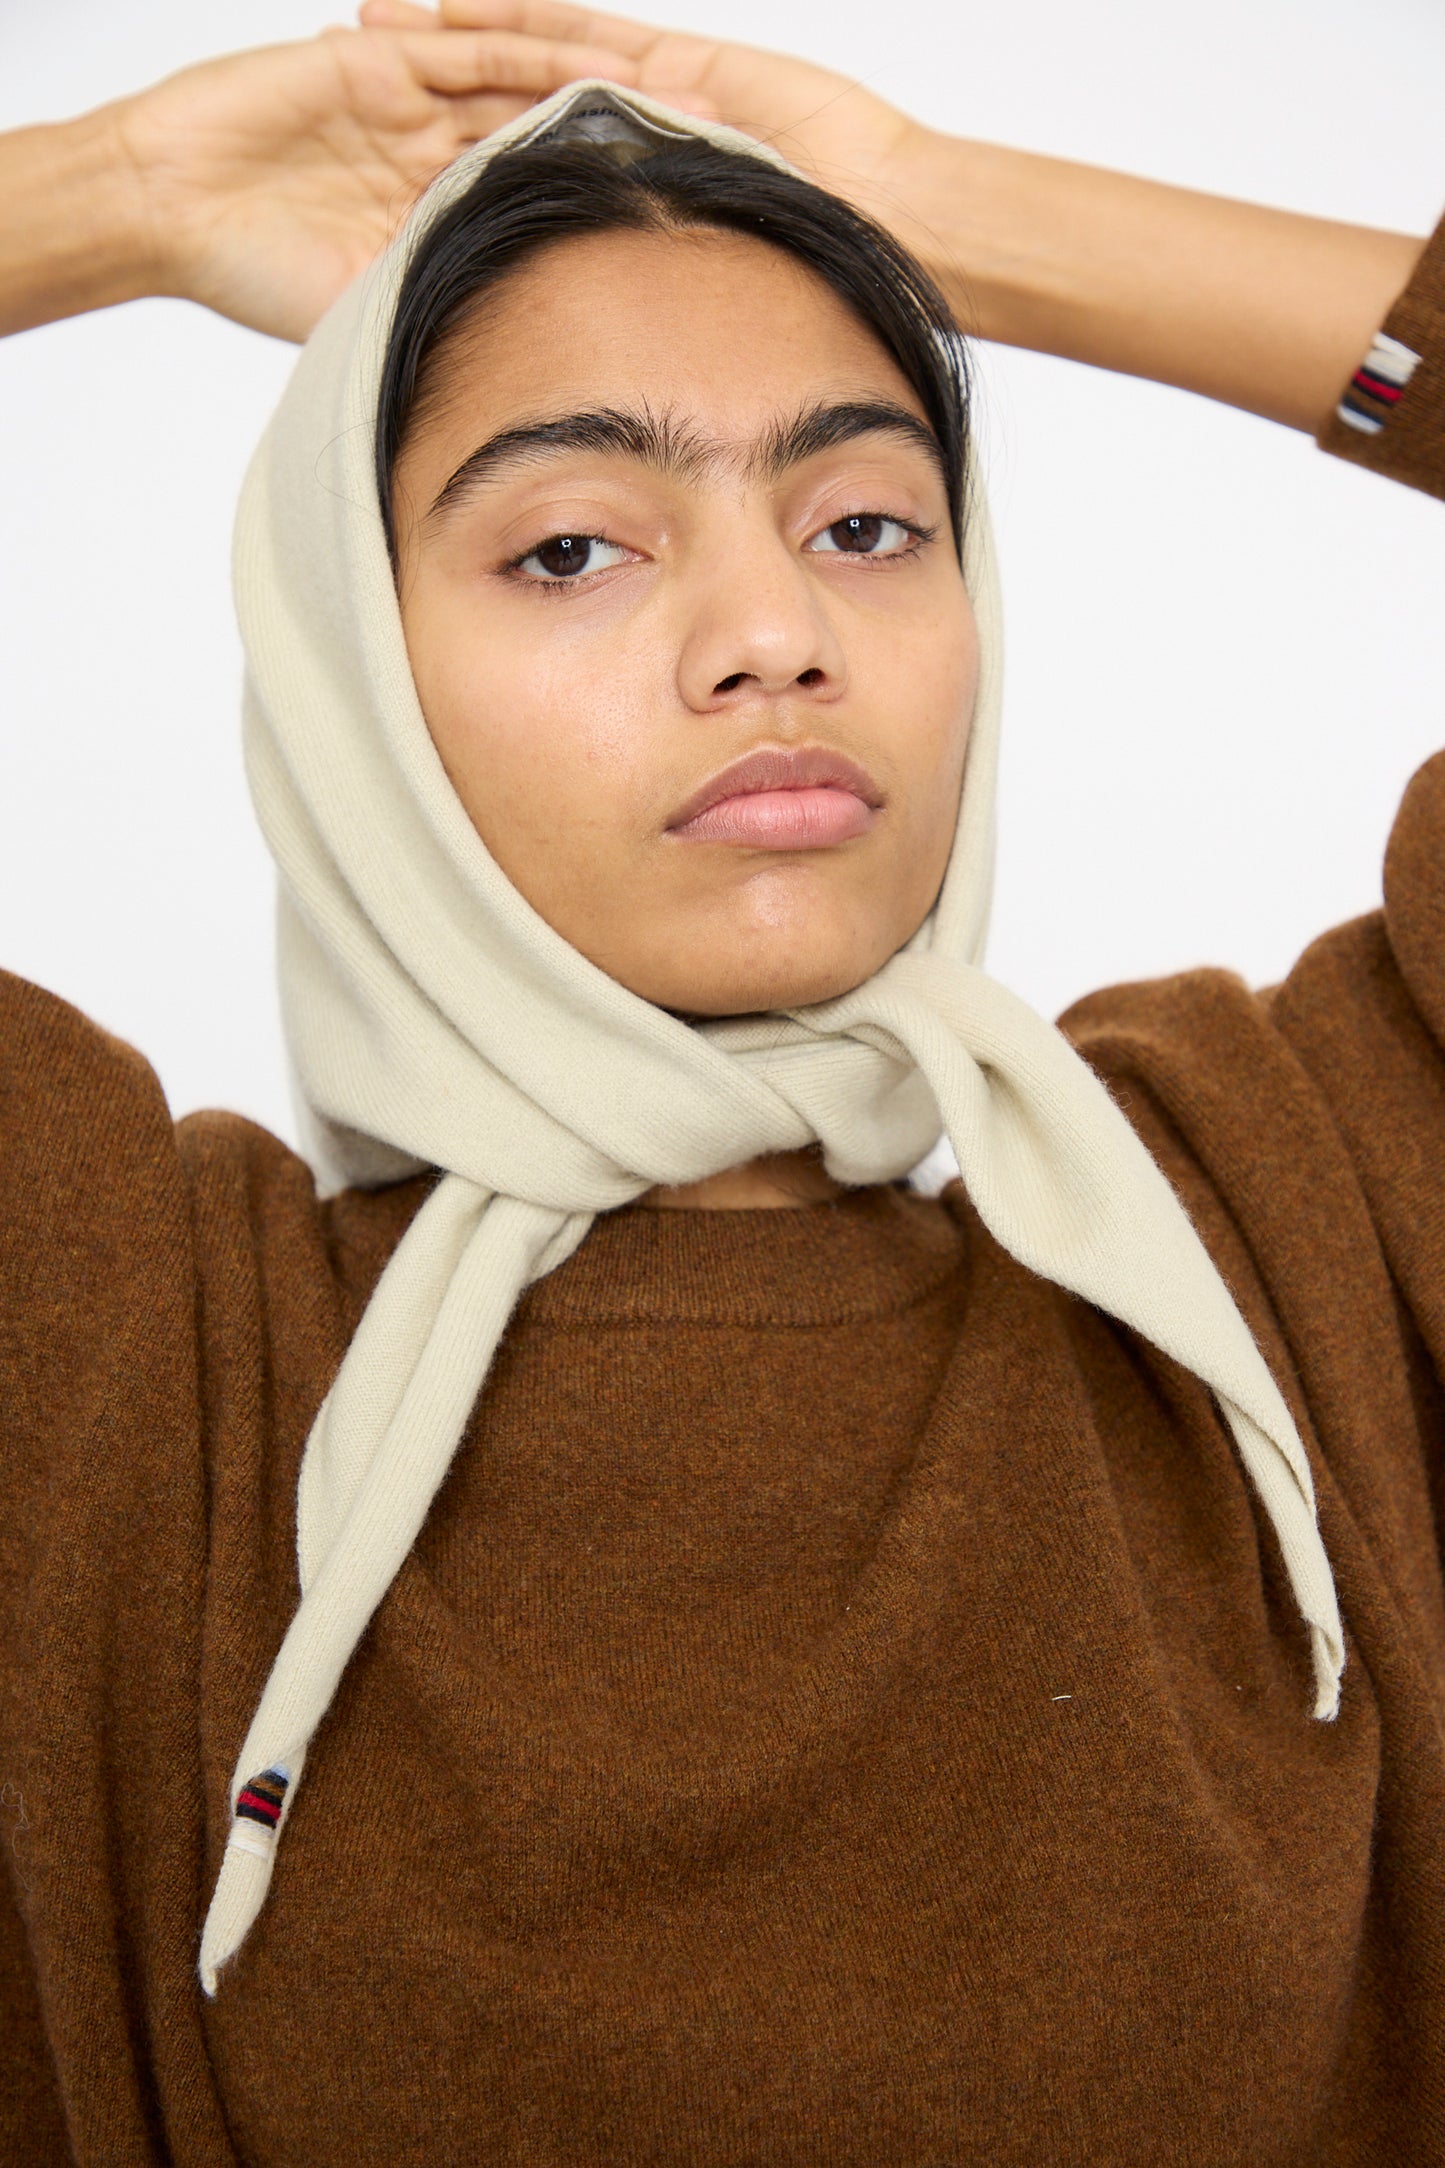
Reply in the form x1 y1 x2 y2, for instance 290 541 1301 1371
1336 331 1421 436
234 1766 290 1833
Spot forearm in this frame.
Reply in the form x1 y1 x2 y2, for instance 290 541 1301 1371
0 110 159 337
880 132 1426 433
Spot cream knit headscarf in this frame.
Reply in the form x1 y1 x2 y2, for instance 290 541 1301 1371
199 84 1344 1996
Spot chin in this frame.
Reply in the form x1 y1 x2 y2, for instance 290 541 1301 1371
652 946 888 1020
605 884 929 1018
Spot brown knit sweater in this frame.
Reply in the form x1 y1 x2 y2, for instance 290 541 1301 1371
3 214 1445 2168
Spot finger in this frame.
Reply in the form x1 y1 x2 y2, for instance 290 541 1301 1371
445 81 717 141
434 89 554 137
652 90 716 118
437 0 664 64
396 25 640 94
359 1 439 25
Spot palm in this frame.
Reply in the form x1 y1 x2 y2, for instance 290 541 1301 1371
114 37 494 339
114 23 636 340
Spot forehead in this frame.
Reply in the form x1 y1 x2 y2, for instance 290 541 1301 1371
402 225 926 472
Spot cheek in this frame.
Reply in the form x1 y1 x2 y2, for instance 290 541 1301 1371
866 600 979 859
868 608 980 952
403 587 662 890
928 630 980 824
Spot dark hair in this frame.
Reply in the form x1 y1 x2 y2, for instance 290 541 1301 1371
375 121 971 560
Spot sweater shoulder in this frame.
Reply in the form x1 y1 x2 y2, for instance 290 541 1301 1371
0 968 192 1333
0 970 330 1540
0 965 317 1296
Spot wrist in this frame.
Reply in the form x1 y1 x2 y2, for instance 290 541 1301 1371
834 121 981 318
864 130 1088 349
0 106 165 335
101 92 197 306
50 106 159 306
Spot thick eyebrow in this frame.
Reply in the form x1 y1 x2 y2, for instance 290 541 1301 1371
425 399 947 524
755 400 945 490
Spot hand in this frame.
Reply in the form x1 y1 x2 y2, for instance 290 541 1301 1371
356 0 933 236
355 2 1421 432
109 24 642 341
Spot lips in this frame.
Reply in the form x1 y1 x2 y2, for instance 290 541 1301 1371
666 745 883 850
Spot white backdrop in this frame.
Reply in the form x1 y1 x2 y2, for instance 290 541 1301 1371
3 0 1443 1146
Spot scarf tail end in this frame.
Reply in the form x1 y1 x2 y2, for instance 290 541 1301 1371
1310 1621 1345 1722
199 1815 283 1997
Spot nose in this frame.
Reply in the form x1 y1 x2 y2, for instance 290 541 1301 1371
676 530 848 713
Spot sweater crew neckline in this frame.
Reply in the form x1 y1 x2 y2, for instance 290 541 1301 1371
514 1182 970 1331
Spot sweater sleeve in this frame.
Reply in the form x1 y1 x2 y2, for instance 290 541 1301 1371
1317 204 1445 497
0 970 228 2161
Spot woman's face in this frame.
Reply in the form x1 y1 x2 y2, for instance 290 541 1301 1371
391 225 978 1015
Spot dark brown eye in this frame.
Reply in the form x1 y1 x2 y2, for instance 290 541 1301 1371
807 514 915 558
516 534 628 582
534 535 591 577
830 514 885 552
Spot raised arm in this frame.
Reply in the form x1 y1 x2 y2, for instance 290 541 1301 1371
360 0 1428 437
878 148 1423 438
0 22 645 344
9 3 1429 433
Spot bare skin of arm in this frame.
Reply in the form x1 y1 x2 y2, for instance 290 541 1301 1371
362 0 1425 434
2 8 1423 404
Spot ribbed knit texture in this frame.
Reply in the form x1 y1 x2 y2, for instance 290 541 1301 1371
1318 205 1445 494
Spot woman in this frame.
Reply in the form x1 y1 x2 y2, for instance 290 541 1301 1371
3 9 1443 2162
